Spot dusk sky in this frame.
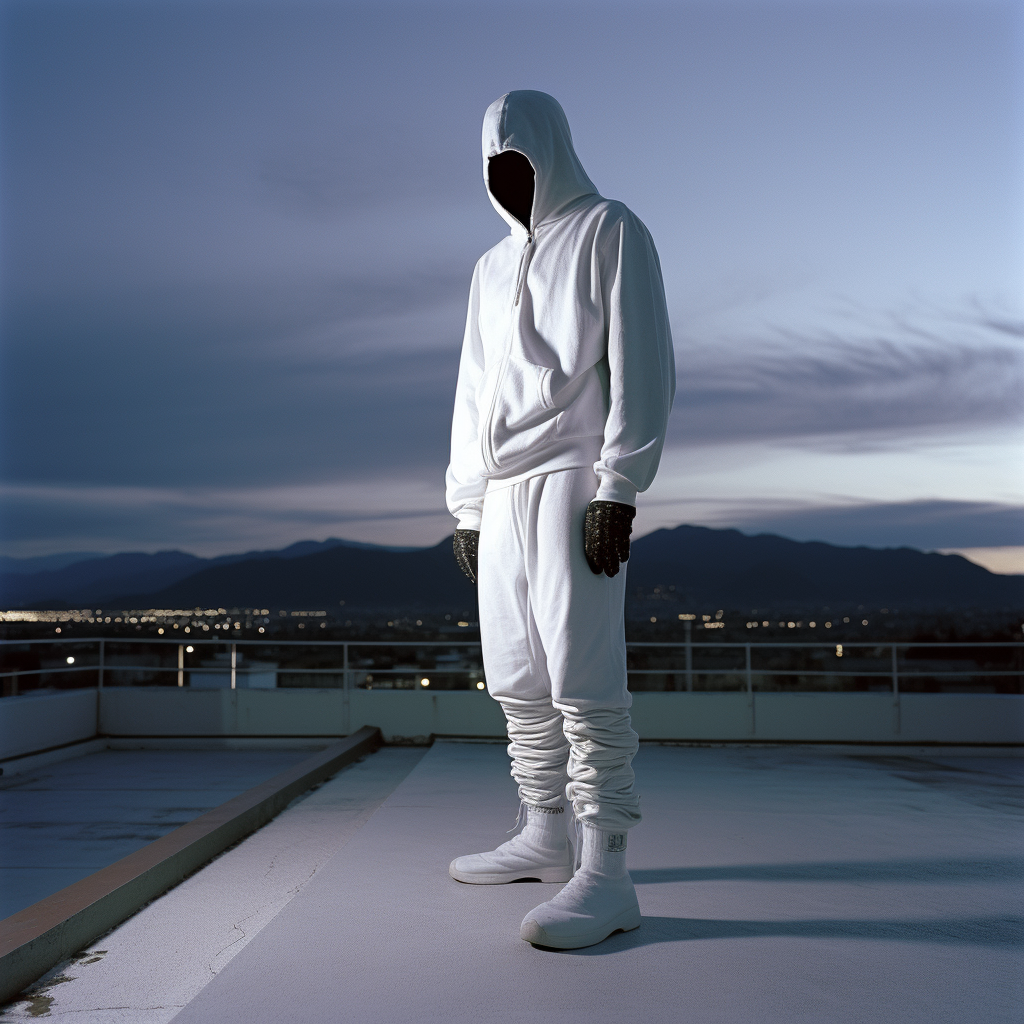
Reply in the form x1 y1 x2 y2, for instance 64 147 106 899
1 0 1021 570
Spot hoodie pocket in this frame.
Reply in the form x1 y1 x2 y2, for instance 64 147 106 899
552 368 606 442
485 355 559 469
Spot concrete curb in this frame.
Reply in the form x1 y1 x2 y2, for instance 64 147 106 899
0 724 382 1003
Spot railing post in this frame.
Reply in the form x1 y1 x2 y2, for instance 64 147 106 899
747 641 756 738
342 642 350 735
97 639 105 689
231 643 237 690
685 620 693 692
178 644 184 687
891 643 901 739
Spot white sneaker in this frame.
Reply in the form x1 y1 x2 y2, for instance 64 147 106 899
449 805 574 885
520 825 641 948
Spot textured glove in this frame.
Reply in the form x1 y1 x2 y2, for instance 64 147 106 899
453 529 480 584
584 501 636 578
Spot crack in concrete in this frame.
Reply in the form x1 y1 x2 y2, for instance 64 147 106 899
205 858 324 976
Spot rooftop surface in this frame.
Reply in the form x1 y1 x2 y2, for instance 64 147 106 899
2 741 1022 1023
0 747 317 919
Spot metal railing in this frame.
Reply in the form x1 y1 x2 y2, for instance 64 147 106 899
1 636 1021 696
625 640 1024 693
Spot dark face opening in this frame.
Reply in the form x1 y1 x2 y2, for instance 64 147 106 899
488 151 535 230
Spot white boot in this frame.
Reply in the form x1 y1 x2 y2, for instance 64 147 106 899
449 804 574 884
520 824 640 948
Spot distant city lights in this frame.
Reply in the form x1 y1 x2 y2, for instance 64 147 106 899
0 604 915 657
0 607 331 639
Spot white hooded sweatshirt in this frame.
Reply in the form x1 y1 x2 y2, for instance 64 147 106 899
446 91 676 531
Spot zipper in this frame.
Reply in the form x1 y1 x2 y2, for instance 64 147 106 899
481 231 534 473
513 230 533 307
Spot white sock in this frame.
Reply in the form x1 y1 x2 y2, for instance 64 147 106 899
581 824 628 878
521 804 567 852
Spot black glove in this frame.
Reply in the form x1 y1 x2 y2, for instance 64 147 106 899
584 500 636 578
453 529 480 584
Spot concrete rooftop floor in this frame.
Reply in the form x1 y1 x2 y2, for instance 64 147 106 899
2 741 1022 1023
0 747 316 919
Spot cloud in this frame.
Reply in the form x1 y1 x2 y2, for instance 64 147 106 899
0 272 470 489
3 474 1021 560
0 478 455 557
671 304 1024 450
641 497 1024 550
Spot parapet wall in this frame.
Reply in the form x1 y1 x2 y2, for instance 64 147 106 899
0 689 99 761
1 687 1022 762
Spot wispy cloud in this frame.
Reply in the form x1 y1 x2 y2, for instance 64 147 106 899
0 274 468 490
713 498 1024 550
672 304 1023 450
4 480 1021 558
0 478 453 556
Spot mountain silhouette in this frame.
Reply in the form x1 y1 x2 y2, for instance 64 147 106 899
18 525 1013 614
624 525 1022 609
0 538 418 607
108 537 478 614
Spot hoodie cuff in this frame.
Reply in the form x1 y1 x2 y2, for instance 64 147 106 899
594 474 638 507
455 509 483 532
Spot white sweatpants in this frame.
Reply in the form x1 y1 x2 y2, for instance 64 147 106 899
478 467 641 832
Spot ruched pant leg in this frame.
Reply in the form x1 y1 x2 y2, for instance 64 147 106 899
478 467 640 830
479 482 569 808
560 706 641 831
497 697 570 808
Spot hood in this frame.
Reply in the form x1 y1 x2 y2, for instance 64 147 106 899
482 90 599 234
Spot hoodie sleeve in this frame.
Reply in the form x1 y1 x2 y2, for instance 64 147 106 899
445 263 487 531
594 211 677 506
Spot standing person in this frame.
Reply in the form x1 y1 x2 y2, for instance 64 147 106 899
445 90 675 950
